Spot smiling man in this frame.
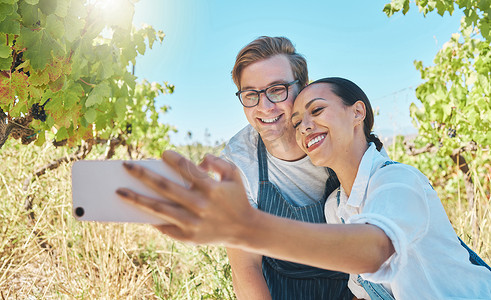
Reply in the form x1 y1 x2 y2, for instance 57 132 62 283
221 36 352 300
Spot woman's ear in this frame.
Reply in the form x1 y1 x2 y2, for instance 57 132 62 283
353 100 366 125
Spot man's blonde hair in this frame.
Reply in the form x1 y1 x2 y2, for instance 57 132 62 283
231 36 308 90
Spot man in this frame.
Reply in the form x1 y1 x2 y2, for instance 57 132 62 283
221 36 351 300
117 36 353 300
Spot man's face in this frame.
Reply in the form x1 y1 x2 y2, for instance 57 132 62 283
239 54 299 143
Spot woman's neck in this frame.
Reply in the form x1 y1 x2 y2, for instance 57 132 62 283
332 141 369 197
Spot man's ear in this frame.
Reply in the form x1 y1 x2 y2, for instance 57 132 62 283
353 101 366 125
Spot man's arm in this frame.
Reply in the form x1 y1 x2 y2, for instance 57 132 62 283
227 248 271 300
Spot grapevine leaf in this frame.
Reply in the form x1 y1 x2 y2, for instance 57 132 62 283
0 57 11 70
86 82 110 107
46 57 63 82
54 0 69 18
84 108 96 123
0 12 20 34
64 12 85 42
0 72 14 106
34 130 45 146
18 1 39 28
29 68 50 86
55 126 68 141
17 28 51 70
38 0 57 15
46 14 64 39
29 84 43 99
114 97 126 119
12 71 29 102
48 74 65 92
0 3 15 22
157 30 165 42
0 43 9 58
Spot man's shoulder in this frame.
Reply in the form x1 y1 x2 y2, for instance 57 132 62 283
222 125 258 159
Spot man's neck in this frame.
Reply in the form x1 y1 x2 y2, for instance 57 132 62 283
262 134 306 162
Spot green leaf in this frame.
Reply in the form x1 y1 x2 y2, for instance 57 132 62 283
46 14 64 39
38 0 57 15
86 82 111 107
0 57 11 70
84 108 96 123
0 12 20 34
0 3 15 22
54 0 69 17
18 1 39 28
55 126 68 141
34 130 45 146
0 43 10 58
114 97 126 119
64 11 85 42
17 28 50 70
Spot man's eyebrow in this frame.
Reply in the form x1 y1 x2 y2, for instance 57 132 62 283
241 80 288 91
291 98 326 121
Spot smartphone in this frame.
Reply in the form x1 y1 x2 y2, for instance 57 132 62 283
71 159 187 224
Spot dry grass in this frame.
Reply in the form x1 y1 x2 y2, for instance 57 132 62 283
0 139 233 299
1 137 489 298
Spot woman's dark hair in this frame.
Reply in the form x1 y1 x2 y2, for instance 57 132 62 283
307 77 383 151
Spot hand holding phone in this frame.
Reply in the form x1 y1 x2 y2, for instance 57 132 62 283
71 159 187 224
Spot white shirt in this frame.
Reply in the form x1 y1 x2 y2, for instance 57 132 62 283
326 143 491 299
221 125 329 208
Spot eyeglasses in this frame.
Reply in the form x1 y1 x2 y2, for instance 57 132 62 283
235 80 299 108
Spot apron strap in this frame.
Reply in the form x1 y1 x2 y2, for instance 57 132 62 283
257 135 269 182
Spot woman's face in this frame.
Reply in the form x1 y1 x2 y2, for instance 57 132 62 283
291 83 361 167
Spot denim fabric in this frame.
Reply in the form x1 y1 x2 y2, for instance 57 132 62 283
256 137 352 300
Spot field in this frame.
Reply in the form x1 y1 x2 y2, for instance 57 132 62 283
0 139 233 299
0 137 489 298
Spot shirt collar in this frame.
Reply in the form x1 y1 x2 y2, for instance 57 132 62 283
346 143 381 207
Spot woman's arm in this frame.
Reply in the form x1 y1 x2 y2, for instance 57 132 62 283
227 248 271 300
117 151 394 275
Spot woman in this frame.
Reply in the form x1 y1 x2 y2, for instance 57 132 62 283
116 78 491 299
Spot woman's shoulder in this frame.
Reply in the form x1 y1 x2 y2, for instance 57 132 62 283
369 159 429 192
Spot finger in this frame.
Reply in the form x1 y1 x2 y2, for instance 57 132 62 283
116 188 196 228
199 154 241 182
161 151 211 189
121 162 204 214
153 224 193 242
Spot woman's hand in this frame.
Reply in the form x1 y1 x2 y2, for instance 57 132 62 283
116 150 257 247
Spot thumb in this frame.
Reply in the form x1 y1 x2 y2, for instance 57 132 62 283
199 155 240 182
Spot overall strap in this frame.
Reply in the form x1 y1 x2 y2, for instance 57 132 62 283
322 167 340 200
257 136 269 182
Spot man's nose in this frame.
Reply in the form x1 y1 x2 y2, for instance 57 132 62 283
256 93 274 111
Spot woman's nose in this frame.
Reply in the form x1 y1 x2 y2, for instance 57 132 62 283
299 119 312 135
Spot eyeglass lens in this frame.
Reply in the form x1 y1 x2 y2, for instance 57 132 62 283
240 84 288 107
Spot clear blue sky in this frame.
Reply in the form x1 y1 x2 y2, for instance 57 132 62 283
131 0 463 145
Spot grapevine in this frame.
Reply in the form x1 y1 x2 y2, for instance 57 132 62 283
0 0 173 156
384 0 491 246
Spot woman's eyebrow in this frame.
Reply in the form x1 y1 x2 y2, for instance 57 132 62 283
305 98 326 109
291 98 326 120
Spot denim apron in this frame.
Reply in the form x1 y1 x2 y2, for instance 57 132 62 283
340 160 491 300
256 137 352 300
